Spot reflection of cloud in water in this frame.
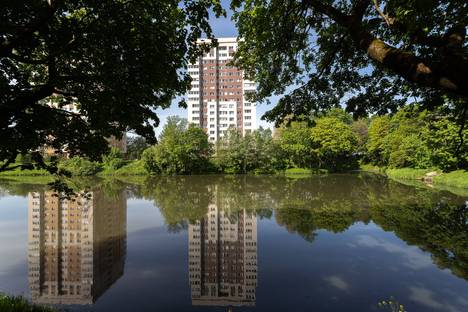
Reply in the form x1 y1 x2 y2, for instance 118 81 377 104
355 235 433 270
409 286 468 312
324 275 350 291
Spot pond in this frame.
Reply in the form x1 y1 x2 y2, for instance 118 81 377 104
0 174 467 312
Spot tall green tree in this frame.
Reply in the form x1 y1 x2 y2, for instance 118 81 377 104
142 117 213 174
311 116 359 171
216 127 284 173
0 0 224 171
367 116 392 166
366 105 468 169
126 136 149 160
231 0 467 124
278 121 315 168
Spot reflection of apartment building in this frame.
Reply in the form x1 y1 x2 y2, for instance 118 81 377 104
189 202 257 307
28 190 126 305
187 37 257 141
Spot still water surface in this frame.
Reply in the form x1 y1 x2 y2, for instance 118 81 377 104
0 174 467 312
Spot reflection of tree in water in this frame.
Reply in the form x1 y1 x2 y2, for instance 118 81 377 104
139 176 214 230
275 200 369 242
137 175 282 230
368 181 468 280
117 174 468 280
275 209 318 242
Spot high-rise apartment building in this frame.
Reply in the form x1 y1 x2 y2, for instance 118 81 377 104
28 190 126 305
187 37 257 141
188 189 257 307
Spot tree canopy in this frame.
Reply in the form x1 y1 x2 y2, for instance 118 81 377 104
142 116 213 174
231 0 468 124
0 0 223 171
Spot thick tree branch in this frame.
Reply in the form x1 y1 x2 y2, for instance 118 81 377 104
355 34 466 95
372 0 394 26
301 0 348 24
303 0 468 96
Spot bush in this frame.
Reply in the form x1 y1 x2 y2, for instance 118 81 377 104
102 147 125 170
0 293 56 312
216 128 286 174
142 117 213 174
58 156 102 176
311 116 359 171
366 105 467 171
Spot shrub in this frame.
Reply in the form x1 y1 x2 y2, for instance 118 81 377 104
58 157 101 176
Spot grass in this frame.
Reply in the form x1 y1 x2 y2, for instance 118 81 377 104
283 167 329 175
98 159 147 176
0 294 56 312
0 159 148 179
359 163 385 173
284 168 314 175
361 165 468 192
433 170 468 189
0 167 50 176
385 168 436 180
0 175 54 185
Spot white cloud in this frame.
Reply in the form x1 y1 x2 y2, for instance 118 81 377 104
324 275 350 291
409 286 464 312
355 235 433 270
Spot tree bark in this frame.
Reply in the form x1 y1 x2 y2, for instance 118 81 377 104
302 0 468 97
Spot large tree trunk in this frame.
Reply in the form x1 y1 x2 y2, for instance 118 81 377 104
350 26 468 96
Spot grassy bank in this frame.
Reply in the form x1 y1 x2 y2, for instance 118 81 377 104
0 160 148 178
0 167 50 176
361 166 468 190
0 294 56 312
98 160 147 176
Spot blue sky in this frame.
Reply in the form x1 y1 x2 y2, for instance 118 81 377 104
154 1 278 136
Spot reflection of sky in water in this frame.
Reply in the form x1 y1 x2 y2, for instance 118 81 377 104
126 198 166 233
0 175 467 312
0 195 29 293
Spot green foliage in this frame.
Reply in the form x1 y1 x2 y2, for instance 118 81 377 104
1 0 224 171
231 0 467 126
278 122 315 169
126 136 149 160
277 110 359 171
311 117 359 171
351 119 369 154
99 160 147 176
58 156 102 176
0 293 56 312
378 298 407 312
367 106 467 170
142 116 213 174
216 127 285 174
102 147 125 171
367 116 392 166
